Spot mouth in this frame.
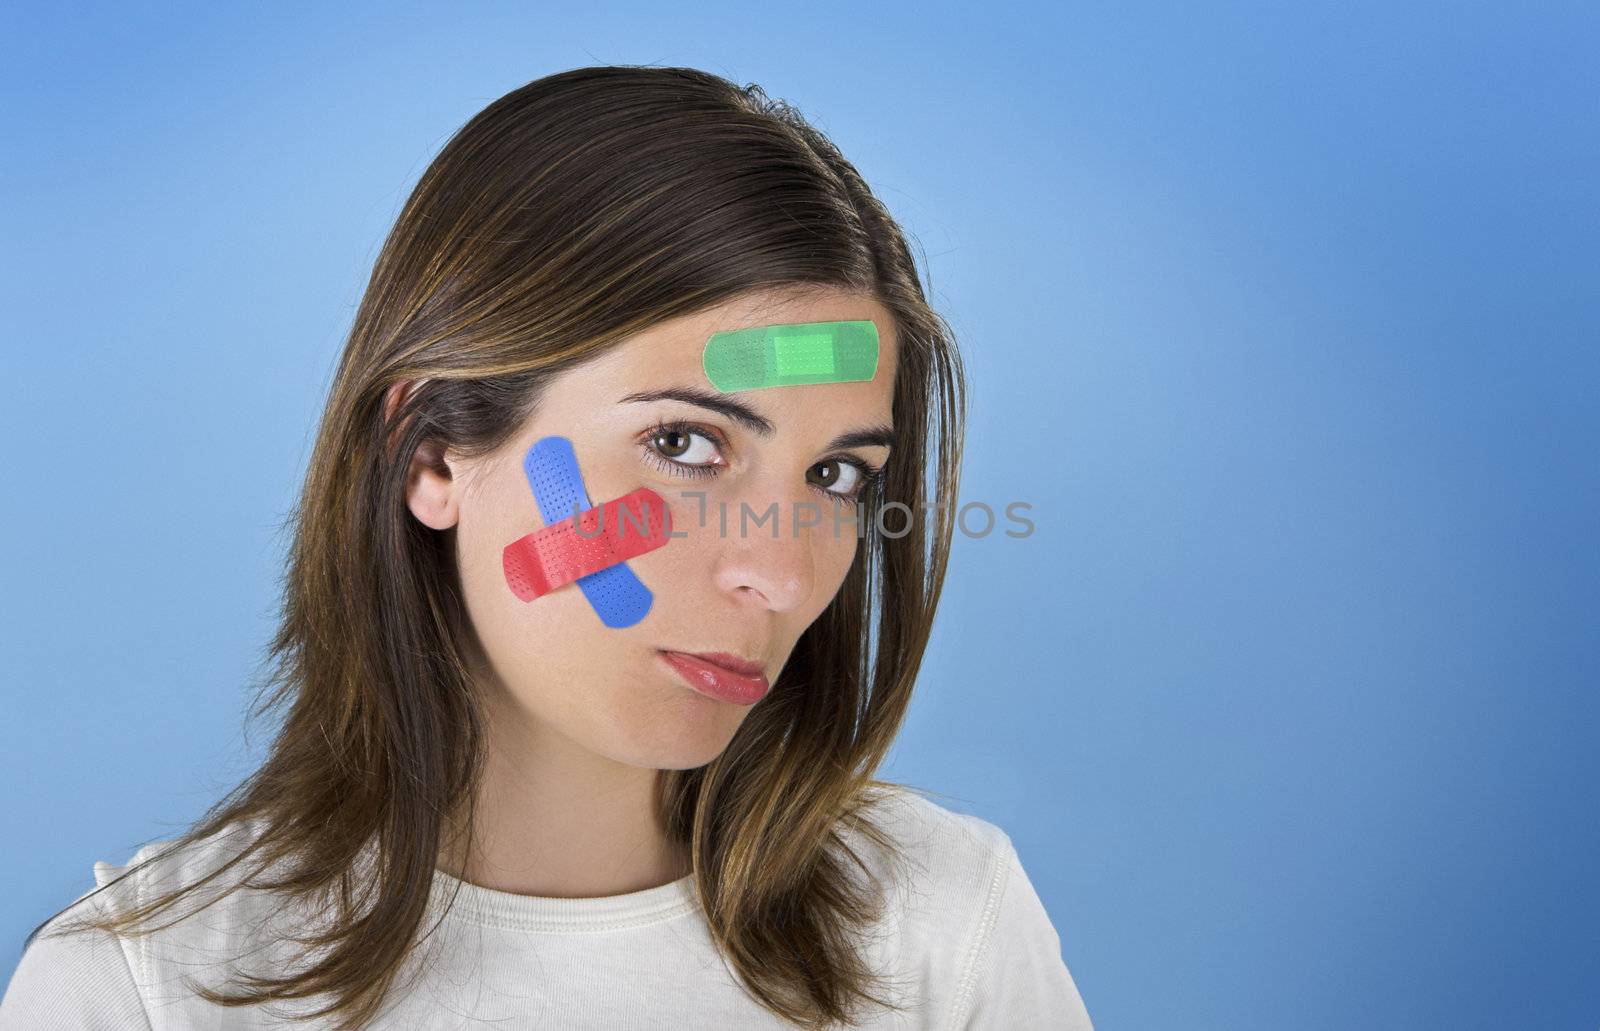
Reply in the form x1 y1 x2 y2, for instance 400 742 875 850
657 649 770 706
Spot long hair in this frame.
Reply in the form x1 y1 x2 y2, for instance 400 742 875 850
31 64 966 1030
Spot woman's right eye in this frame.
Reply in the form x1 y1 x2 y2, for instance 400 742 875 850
643 423 726 474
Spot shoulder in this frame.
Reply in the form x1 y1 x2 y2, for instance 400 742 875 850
90 817 274 913
3 818 307 1030
2 879 152 1030
840 784 1095 1030
84 817 286 952
0 823 232 1031
842 782 1019 909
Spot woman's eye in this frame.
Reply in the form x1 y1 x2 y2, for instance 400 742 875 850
648 426 722 467
808 459 862 497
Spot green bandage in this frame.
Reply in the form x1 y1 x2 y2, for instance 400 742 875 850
701 320 880 392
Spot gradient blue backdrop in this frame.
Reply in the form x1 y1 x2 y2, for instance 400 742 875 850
3 3 1596 1028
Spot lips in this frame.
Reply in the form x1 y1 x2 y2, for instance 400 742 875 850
681 651 765 676
659 649 770 705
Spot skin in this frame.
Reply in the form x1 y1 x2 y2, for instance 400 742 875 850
399 285 899 899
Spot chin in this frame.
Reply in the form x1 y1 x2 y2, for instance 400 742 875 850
636 727 742 770
599 705 745 771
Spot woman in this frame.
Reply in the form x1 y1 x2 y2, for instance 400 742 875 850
1 65 1093 1029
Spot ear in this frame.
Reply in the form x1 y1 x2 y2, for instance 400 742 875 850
384 379 458 531
383 379 425 457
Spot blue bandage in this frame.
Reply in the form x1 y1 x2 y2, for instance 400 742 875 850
521 436 654 628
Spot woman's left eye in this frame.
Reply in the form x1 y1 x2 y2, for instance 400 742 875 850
807 459 862 498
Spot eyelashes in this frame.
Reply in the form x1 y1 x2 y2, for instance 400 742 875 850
637 419 884 507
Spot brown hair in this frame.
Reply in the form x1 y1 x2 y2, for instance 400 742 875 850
32 64 967 1030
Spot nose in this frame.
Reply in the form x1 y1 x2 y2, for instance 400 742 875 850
709 487 817 613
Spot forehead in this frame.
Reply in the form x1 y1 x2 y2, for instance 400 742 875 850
579 288 899 410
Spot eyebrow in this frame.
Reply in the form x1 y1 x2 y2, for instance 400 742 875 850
617 385 895 452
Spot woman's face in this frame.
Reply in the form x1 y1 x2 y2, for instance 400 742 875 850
408 287 898 770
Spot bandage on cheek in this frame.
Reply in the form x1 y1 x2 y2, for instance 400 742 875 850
701 319 880 392
502 486 671 602
507 435 663 629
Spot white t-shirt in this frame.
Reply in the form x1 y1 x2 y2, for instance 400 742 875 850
1 786 1093 1029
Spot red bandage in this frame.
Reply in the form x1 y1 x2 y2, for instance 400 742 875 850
502 486 672 602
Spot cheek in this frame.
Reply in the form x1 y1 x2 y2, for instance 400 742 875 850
452 470 622 676
458 522 744 766
805 513 863 610
455 447 642 657
454 489 691 696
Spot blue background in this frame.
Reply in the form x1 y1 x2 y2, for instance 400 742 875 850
3 3 1596 1027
